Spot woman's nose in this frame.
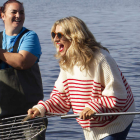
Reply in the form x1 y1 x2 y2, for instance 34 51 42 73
15 12 20 17
54 35 60 42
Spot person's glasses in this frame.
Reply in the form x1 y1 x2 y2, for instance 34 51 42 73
51 32 64 39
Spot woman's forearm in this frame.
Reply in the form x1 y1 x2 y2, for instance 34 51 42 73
0 49 37 69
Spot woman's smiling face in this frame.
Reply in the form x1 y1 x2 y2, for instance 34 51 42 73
1 2 25 32
53 25 71 57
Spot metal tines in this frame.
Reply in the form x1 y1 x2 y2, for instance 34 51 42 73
0 114 47 140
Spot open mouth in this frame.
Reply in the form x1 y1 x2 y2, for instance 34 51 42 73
13 19 21 23
58 44 64 52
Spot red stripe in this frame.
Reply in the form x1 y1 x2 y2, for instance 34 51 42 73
70 97 91 100
63 79 93 83
106 97 112 108
69 90 92 93
49 100 60 113
103 97 108 108
38 102 48 111
53 97 70 111
68 86 93 89
64 82 93 86
70 93 91 96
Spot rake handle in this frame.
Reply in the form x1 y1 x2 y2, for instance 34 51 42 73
61 112 140 119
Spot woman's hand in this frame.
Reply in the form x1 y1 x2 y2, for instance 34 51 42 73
80 107 95 120
27 108 40 118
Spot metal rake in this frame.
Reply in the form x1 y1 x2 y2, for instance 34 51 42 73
0 113 66 140
0 114 47 140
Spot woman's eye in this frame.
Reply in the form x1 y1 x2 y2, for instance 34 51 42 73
20 12 24 15
11 11 24 15
11 11 16 14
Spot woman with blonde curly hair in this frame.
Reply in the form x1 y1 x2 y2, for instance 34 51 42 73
28 16 135 140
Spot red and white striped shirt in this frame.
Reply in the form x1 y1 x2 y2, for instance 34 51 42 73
35 49 135 139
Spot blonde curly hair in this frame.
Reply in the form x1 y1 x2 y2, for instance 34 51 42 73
51 16 109 71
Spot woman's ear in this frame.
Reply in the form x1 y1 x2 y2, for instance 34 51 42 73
1 13 5 21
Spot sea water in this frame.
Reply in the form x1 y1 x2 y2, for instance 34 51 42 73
0 0 140 139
